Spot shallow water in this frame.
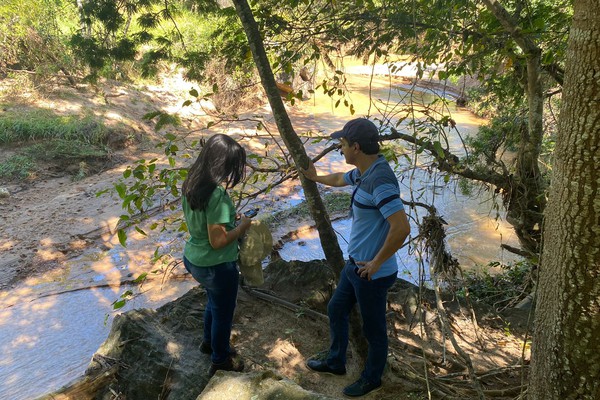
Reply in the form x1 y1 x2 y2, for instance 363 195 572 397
0 282 194 400
278 173 520 286
0 231 196 400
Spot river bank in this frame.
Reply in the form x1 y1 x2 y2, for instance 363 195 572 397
1 64 524 399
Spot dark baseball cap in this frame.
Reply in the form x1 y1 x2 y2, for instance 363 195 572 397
331 118 380 146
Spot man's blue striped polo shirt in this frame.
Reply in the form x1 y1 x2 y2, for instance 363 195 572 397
343 155 405 279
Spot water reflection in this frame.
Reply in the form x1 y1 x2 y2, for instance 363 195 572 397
0 223 196 400
278 190 519 287
0 278 195 400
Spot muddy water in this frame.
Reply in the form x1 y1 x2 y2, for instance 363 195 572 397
0 231 197 400
0 69 520 400
278 71 520 282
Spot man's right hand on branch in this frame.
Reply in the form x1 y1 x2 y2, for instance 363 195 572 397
300 160 317 181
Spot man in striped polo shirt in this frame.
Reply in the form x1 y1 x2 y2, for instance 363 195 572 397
301 118 411 397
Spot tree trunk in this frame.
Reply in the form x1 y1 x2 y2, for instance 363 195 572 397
530 1 600 398
481 0 547 255
231 0 346 277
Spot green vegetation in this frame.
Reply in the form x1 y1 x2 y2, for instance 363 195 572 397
0 109 117 181
0 154 36 180
0 110 108 144
459 261 534 310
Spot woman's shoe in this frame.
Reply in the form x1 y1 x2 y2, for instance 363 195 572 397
200 341 238 357
208 357 244 377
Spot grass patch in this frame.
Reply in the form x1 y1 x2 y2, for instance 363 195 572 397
0 109 109 145
0 154 37 180
0 109 118 181
25 139 109 161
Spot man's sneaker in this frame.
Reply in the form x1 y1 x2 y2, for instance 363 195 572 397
306 359 346 375
342 377 382 397
208 357 244 377
200 341 237 357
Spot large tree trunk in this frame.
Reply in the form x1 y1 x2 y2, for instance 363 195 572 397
529 1 600 398
231 0 346 276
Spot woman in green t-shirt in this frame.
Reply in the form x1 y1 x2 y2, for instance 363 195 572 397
181 134 251 376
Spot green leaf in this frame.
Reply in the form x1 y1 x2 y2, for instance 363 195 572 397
112 299 126 310
115 183 127 198
117 229 127 247
433 141 445 159
143 111 162 120
134 272 148 283
189 88 199 97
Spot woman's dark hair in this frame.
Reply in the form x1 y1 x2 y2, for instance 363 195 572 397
182 134 246 210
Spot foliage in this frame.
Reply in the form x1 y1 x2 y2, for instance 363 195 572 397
465 113 524 163
0 154 36 180
0 0 79 76
459 260 534 310
0 109 116 180
0 109 109 144
30 0 573 258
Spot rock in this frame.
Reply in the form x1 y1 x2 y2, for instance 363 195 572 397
456 96 468 107
263 259 336 312
198 370 337 400
0 187 9 198
81 286 211 400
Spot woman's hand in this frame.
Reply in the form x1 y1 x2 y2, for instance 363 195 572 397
208 216 252 249
237 215 252 235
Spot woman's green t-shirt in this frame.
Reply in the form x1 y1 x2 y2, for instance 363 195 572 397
182 186 238 267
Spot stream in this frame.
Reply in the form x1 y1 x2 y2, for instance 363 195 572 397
0 66 521 400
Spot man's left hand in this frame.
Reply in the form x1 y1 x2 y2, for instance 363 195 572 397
355 261 380 281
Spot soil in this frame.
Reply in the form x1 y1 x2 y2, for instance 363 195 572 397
0 72 531 399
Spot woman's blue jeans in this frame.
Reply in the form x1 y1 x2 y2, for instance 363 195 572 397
326 260 397 385
183 257 239 364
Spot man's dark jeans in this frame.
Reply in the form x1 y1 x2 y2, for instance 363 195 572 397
183 257 239 364
326 260 396 385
